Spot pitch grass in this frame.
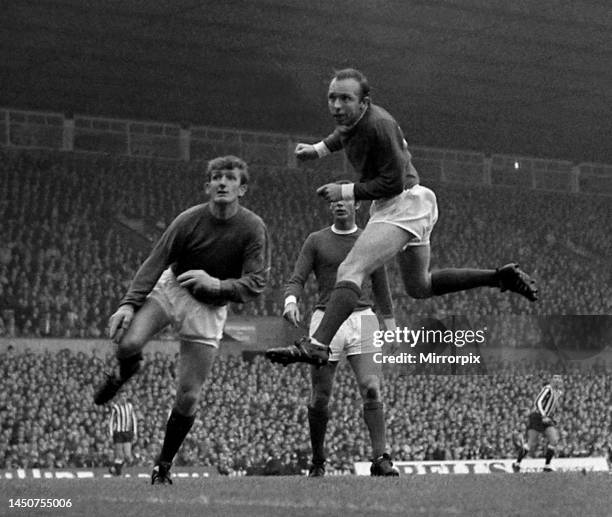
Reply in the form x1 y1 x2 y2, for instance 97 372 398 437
2 473 611 517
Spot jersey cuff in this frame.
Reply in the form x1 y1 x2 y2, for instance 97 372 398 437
314 141 331 158
285 295 297 307
341 183 355 200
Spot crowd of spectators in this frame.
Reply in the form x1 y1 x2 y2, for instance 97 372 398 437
0 148 609 340
0 347 610 474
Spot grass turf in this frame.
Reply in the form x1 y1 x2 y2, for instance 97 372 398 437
1 473 611 517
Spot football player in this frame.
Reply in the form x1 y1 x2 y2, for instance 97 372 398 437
93 155 270 484
513 374 563 472
264 67 538 368
269 183 399 476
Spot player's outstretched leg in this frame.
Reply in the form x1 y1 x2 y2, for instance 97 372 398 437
266 336 330 366
399 246 538 302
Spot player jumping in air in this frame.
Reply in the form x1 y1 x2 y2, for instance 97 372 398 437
93 155 270 485
513 374 563 472
275 182 399 476
265 67 538 367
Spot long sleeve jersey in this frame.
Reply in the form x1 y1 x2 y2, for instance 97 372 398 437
322 104 420 200
120 203 271 308
284 226 393 318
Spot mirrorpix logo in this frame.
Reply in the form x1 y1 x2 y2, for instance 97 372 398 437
372 325 487 367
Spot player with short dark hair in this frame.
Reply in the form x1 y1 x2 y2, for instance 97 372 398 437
93 155 271 485
108 392 137 476
265 67 538 367
513 375 563 472
274 183 398 476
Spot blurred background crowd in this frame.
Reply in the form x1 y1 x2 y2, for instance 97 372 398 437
1 348 610 475
1 149 610 339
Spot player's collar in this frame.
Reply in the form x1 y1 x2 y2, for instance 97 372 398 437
331 224 358 235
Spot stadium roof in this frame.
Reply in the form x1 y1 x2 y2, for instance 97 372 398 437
2 0 611 163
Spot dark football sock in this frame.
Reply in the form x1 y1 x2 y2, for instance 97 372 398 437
516 446 528 463
363 401 386 458
308 406 329 465
113 459 124 474
545 446 555 465
117 352 143 382
431 268 498 296
312 281 361 346
158 409 196 464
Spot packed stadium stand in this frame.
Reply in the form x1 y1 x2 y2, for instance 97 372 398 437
1 148 610 338
1 348 610 473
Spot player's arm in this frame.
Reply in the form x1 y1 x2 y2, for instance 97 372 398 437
295 130 343 161
110 214 185 342
131 404 137 439
109 408 115 438
119 211 186 309
370 264 396 332
283 234 316 327
215 221 271 303
352 120 406 200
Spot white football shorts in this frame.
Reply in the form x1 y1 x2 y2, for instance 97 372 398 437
309 308 379 362
148 268 227 347
368 184 438 247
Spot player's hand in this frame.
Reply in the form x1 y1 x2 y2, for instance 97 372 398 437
316 183 342 202
177 269 221 296
294 143 319 161
283 302 301 327
109 304 135 344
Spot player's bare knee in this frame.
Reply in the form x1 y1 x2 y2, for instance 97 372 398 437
404 280 432 299
310 398 329 412
310 389 331 410
359 376 381 402
337 261 366 286
175 387 200 415
116 336 145 359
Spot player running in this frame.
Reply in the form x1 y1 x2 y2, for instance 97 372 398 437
513 374 563 472
93 155 270 485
